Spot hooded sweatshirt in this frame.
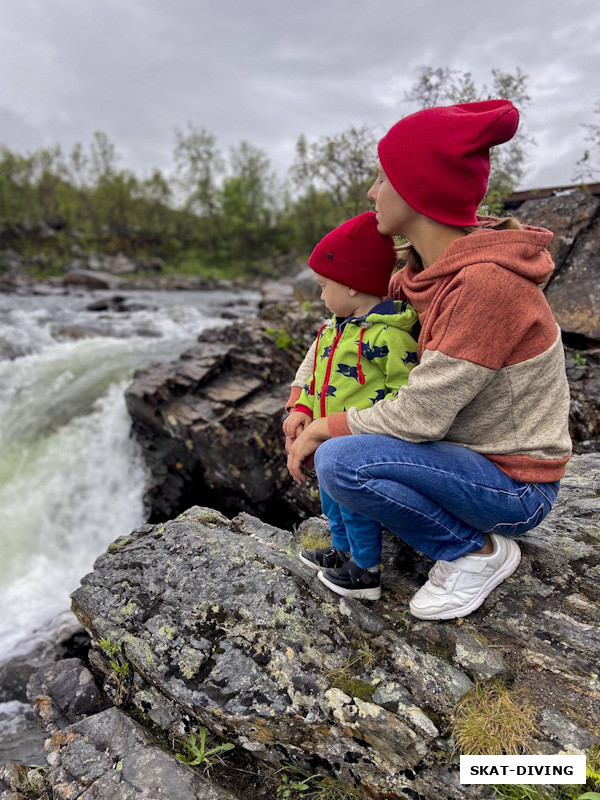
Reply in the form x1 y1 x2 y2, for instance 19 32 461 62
295 299 418 420
301 220 571 483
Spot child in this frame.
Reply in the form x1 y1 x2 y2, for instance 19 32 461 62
283 211 418 600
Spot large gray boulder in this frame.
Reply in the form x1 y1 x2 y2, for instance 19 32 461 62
62 454 599 800
565 346 600 450
125 301 325 525
45 707 238 799
517 190 600 341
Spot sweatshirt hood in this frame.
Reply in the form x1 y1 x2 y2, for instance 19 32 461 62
335 299 418 332
389 219 555 306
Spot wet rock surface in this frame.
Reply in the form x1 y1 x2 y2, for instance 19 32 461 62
0 701 47 768
44 454 599 800
0 627 93 769
125 299 325 525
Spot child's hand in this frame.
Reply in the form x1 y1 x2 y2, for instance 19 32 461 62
287 418 331 484
283 411 312 446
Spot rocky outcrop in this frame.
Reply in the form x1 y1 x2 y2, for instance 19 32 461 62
0 626 92 769
67 252 164 276
516 190 600 341
565 345 600 451
13 453 593 800
511 190 600 452
125 300 325 525
62 269 125 291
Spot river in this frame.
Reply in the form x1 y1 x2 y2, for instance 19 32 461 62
0 285 259 661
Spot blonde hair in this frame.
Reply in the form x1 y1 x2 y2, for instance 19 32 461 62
394 216 523 271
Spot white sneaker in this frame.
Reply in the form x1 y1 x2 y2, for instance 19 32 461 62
409 533 521 620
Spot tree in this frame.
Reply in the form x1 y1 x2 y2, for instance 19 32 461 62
173 125 224 217
290 126 378 220
573 94 600 183
136 169 173 237
404 67 532 211
218 141 278 266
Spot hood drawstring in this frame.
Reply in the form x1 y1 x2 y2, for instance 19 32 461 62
356 326 367 386
310 323 329 394
312 320 369 392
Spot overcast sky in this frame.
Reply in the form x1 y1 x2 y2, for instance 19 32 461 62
1 0 599 190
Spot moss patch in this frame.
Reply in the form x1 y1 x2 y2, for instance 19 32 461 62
331 677 377 703
299 529 330 550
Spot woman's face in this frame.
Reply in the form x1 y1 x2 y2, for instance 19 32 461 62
368 163 417 237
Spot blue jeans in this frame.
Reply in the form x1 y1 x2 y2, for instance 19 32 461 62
320 487 382 569
315 436 560 562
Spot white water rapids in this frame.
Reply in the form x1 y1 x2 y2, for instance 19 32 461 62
0 287 258 661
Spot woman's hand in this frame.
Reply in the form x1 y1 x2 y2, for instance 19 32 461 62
287 417 331 484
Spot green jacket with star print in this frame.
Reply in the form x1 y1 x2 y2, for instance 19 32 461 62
295 299 419 420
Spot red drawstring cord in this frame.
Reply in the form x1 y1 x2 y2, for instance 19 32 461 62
310 323 328 394
356 327 366 385
312 322 368 392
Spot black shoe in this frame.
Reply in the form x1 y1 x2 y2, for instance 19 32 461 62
299 546 350 572
318 561 381 600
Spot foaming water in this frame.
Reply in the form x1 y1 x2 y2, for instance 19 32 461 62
0 288 258 659
0 383 145 655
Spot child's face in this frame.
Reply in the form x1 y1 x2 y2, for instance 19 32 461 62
315 275 355 317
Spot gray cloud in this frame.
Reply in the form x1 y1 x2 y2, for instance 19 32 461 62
0 0 598 188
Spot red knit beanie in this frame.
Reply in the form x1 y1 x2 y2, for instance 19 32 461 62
378 99 520 226
308 211 396 296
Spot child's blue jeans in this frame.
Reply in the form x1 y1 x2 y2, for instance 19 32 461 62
319 487 382 569
315 435 560 563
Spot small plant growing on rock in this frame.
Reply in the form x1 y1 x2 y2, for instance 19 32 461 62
299 528 330 551
324 640 382 702
264 326 300 352
355 640 379 669
452 680 538 755
175 727 234 770
97 636 131 706
0 764 51 799
275 770 360 799
277 772 321 797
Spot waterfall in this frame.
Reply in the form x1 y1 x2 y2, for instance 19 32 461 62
0 288 257 659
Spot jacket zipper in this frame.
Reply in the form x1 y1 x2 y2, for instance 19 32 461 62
320 329 343 418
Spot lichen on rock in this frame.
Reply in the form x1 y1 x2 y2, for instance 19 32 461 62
61 454 600 799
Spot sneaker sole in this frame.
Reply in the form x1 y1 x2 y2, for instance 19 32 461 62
317 570 381 601
298 553 324 571
409 540 521 620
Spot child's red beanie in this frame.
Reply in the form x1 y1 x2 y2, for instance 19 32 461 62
308 211 396 296
378 99 519 226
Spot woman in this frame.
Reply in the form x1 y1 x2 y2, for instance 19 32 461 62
286 99 571 620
